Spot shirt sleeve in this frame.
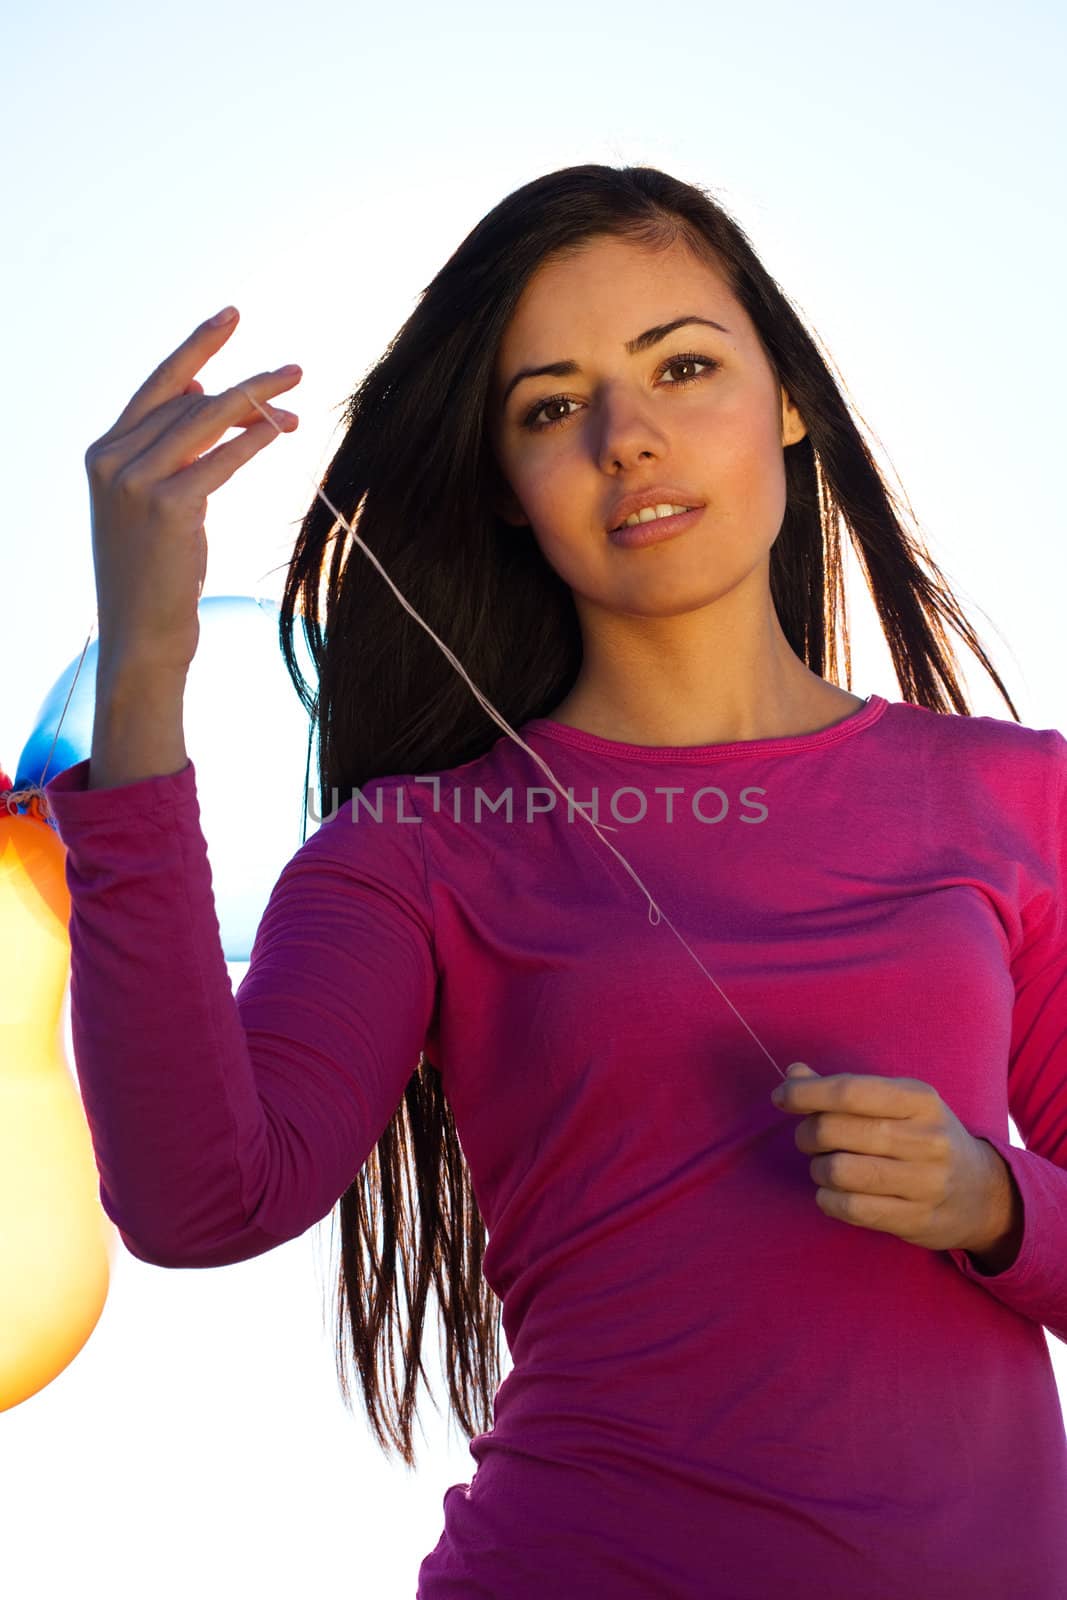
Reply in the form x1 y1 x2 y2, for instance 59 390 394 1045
945 727 1067 1343
43 757 438 1269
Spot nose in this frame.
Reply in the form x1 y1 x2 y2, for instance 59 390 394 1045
593 388 669 473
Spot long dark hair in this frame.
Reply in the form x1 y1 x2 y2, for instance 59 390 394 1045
277 163 1019 1468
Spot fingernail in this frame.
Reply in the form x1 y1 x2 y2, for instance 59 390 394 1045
208 305 238 327
771 1085 785 1105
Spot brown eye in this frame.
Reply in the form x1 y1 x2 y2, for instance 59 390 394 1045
521 352 720 431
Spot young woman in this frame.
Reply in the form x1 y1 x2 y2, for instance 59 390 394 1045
47 165 1067 1597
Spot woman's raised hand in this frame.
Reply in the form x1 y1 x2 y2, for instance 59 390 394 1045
84 307 302 680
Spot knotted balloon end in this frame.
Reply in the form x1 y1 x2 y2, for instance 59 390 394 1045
1 768 59 832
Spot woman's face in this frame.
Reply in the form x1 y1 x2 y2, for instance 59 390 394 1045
487 232 807 619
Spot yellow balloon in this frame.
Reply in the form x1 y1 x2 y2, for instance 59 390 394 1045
0 786 117 1410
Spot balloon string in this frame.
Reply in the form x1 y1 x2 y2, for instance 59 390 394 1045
3 629 97 824
2 390 792 1083
238 388 792 1083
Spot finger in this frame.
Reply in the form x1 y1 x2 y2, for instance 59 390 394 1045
794 1111 913 1156
170 413 298 500
793 1113 902 1152
809 1150 928 1200
772 1072 923 1119
143 368 302 478
108 307 241 438
118 371 300 465
236 384 292 432
814 1188 922 1235
107 365 299 484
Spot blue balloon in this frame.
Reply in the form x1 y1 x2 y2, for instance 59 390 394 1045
16 596 319 962
15 652 96 788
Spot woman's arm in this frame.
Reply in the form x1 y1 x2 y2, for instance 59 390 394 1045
46 756 437 1268
90 659 190 790
944 728 1067 1337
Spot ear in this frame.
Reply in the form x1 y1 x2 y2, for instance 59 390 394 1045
780 386 807 448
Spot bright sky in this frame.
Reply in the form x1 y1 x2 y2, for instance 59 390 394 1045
3 1 1066 1595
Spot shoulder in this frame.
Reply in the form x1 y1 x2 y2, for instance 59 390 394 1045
285 773 431 905
885 699 1067 796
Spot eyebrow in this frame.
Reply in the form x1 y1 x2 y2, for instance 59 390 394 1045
500 315 732 409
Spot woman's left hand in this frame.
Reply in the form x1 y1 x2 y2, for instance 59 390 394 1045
770 1063 1019 1258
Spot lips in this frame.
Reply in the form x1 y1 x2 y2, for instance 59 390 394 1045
606 489 704 533
609 505 698 533
608 504 705 548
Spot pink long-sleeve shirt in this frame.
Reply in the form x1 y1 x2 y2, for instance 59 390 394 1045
45 692 1067 1597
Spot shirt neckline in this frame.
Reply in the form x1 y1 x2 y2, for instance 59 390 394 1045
519 693 889 761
